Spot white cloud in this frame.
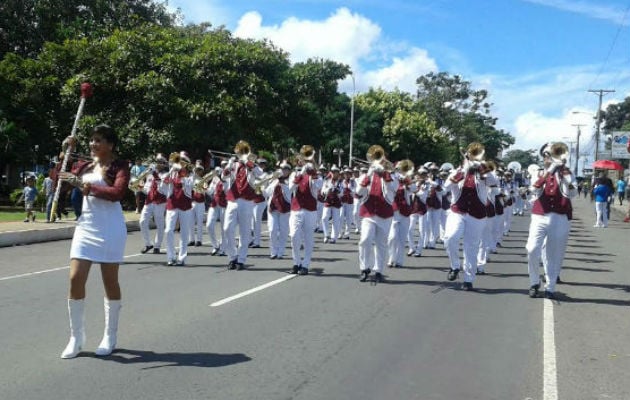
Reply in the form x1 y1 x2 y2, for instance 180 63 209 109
523 0 629 25
362 48 437 92
235 8 381 67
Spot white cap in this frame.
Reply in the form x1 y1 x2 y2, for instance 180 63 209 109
179 151 191 164
330 165 340 172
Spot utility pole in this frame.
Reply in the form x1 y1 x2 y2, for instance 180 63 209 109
588 89 615 161
571 124 585 176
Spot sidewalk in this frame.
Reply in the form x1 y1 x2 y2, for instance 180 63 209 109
0 212 142 247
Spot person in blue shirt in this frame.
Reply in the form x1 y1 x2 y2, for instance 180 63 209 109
23 175 38 222
616 178 626 206
593 178 613 228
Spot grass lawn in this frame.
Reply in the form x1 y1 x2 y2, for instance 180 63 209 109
0 210 50 223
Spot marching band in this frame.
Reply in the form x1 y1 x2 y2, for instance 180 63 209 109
124 139 574 293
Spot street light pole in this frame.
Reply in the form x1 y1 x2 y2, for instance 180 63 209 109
588 89 615 161
348 74 355 168
571 124 585 176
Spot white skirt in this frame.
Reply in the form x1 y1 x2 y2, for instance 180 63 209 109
70 173 127 263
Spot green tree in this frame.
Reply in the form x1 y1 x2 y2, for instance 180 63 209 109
502 149 540 169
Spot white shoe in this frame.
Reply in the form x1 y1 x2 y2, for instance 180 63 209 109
60 299 85 359
95 298 121 356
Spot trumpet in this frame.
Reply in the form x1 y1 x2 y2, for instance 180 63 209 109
546 142 569 165
351 156 370 167
366 144 394 172
193 170 219 192
254 170 283 195
397 159 415 179
461 142 485 162
128 166 154 191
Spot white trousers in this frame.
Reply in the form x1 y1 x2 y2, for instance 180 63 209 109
206 206 225 251
408 213 427 253
189 201 206 243
252 201 266 246
503 205 513 234
223 199 254 263
165 208 192 263
388 212 410 266
426 208 442 247
316 202 324 230
321 206 341 240
359 215 392 273
513 197 524 215
440 208 449 241
477 216 493 268
494 213 505 246
341 203 354 236
444 212 486 283
353 201 361 231
526 213 570 292
140 202 166 248
268 211 290 257
290 209 317 268
595 201 608 227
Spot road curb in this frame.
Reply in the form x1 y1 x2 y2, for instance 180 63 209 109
0 220 141 247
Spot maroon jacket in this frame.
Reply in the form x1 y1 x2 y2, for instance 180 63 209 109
72 159 130 202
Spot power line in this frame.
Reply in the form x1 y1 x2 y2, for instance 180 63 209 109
589 1 630 88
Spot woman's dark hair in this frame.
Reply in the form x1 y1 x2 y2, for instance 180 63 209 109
92 124 118 151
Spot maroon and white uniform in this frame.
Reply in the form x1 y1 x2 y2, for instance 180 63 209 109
443 165 489 284
189 174 207 244
387 176 416 267
340 176 356 238
140 170 168 251
526 165 576 294
264 173 291 258
162 168 194 265
357 169 398 274
205 173 227 255
251 168 269 247
425 179 443 249
289 166 322 270
321 175 342 242
408 177 428 256
222 158 264 265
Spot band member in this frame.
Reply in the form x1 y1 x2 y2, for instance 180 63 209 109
437 165 452 243
387 160 415 268
321 165 343 243
493 168 506 248
315 164 327 233
353 166 367 233
339 168 355 239
408 168 428 257
189 161 207 247
205 166 227 256
357 145 398 282
444 143 489 291
526 142 577 299
289 145 322 275
222 141 264 270
424 162 443 249
502 170 515 235
513 186 526 216
264 162 292 259
250 158 269 248
163 151 194 266
58 125 130 358
477 162 499 274
139 153 168 254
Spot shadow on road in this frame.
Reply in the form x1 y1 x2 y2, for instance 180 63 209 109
102 348 252 369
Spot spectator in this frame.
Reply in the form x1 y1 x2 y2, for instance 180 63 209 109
130 160 147 213
616 177 626 206
593 178 613 228
22 175 38 222
43 171 54 222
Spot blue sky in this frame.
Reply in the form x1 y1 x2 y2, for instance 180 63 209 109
168 0 630 163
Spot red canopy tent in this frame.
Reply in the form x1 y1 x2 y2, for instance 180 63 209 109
592 159 624 171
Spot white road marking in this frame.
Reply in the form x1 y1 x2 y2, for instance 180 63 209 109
209 274 297 307
0 252 143 282
543 298 558 400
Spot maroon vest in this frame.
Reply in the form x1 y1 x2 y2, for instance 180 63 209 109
359 175 394 219
270 182 291 213
392 184 412 217
341 179 354 204
324 180 342 208
441 193 451 210
211 181 227 208
291 175 317 211
451 174 486 219
192 191 205 203
532 175 572 219
426 186 442 209
226 163 256 201
146 173 166 205
166 176 192 211
485 200 496 218
494 195 504 215
411 194 427 215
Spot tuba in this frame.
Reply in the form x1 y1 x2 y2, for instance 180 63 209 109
462 142 485 162
526 164 542 180
397 159 415 179
234 140 254 163
547 142 569 165
193 170 219 193
507 161 522 174
128 166 154 191
366 144 393 171
298 145 316 171
254 169 283 195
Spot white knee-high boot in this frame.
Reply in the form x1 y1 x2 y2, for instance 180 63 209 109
95 298 121 356
60 299 86 359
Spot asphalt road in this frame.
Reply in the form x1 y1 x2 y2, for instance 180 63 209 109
1 197 629 400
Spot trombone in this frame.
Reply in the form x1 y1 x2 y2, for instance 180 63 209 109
193 170 219 192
